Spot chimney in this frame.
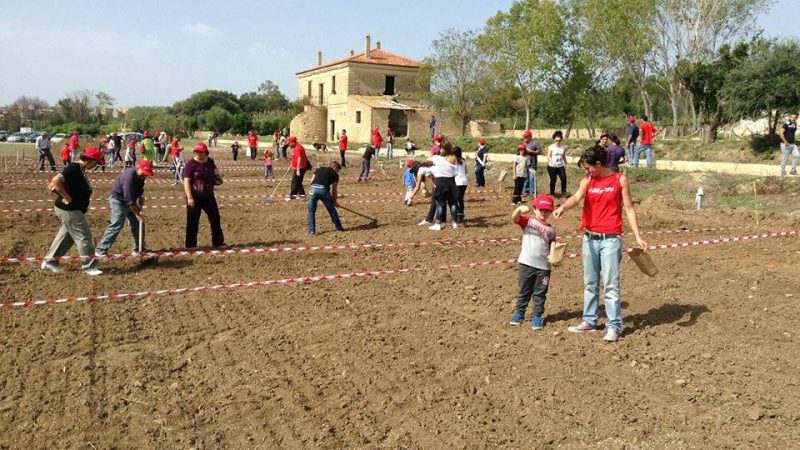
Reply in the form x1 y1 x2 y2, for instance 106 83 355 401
365 34 371 58
376 41 381 50
317 51 322 66
350 49 355 56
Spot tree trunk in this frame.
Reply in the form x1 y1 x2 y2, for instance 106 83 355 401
524 104 531 131
668 79 681 135
703 104 724 144
585 107 596 139
632 73 652 118
566 119 574 139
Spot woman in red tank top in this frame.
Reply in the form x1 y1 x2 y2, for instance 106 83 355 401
552 146 647 342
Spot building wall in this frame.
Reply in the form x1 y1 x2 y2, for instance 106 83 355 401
289 105 328 143
347 65 423 100
407 109 462 141
297 65 350 106
469 120 502 138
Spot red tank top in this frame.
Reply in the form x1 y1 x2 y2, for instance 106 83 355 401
581 172 623 234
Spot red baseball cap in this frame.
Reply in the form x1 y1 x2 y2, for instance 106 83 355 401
433 133 442 142
83 147 102 162
479 137 486 145
517 143 527 152
193 142 209 153
73 131 79 136
628 115 636 123
287 136 298 145
533 194 555 211
406 159 414 168
138 160 155 176
523 130 533 138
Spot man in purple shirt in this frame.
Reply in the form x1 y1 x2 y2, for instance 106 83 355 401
95 160 155 256
606 134 627 172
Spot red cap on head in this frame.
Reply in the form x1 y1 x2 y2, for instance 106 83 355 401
629 115 636 123
83 147 102 162
73 131 79 136
287 136 298 145
517 143 527 152
533 194 555 211
523 130 533 139
433 133 442 142
406 159 414 168
193 142 209 153
479 137 486 145
138 160 155 176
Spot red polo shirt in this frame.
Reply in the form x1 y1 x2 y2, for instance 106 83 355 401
339 134 348 151
290 143 308 170
69 134 79 150
247 134 258 148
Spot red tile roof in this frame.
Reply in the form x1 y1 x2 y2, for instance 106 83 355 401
296 48 422 75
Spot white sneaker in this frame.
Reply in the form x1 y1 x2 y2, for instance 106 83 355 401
418 220 431 226
452 222 459 229
40 261 63 273
84 268 103 276
603 328 621 342
428 223 443 231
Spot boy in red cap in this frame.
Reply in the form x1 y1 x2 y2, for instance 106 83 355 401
403 159 416 205
247 130 258 161
371 125 383 159
124 136 137 168
95 160 155 256
522 129 541 196
431 134 442 156
60 142 72 168
509 194 558 329
512 143 528 204
338 129 348 167
69 130 81 161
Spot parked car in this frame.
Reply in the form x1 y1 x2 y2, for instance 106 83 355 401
0 131 8 141
120 132 144 143
78 134 93 141
6 132 28 143
50 133 67 143
25 132 40 143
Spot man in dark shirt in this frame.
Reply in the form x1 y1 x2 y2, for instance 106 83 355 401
779 113 799 176
307 162 345 235
95 160 155 256
522 130 541 196
357 145 375 182
625 115 639 163
42 147 104 275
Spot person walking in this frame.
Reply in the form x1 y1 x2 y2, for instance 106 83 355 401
454 146 468 224
68 130 81 161
371 125 383 159
41 147 104 276
170 136 185 186
111 132 123 163
289 136 310 199
632 116 658 168
512 144 528 205
546 131 568 197
95 160 155 256
157 131 169 162
624 115 639 163
779 113 799 176
338 129 348 168
124 136 137 168
386 128 395 159
36 131 56 171
280 134 288 160
273 129 282 160
357 144 375 182
106 134 117 167
60 142 71 168
307 161 345 235
429 114 436 138
231 141 240 161
522 129 541 196
475 137 489 188
247 130 259 161
553 145 648 342
140 130 156 161
183 142 224 248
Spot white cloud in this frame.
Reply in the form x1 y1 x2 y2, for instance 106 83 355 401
181 23 223 39
246 41 289 59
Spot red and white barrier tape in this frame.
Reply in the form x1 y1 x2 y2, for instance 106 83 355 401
3 230 797 309
0 225 760 265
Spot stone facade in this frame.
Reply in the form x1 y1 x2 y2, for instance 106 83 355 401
289 105 327 143
469 120 502 138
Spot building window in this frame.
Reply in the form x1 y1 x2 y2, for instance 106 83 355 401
355 111 362 124
332 75 336 94
307 80 312 98
384 76 395 95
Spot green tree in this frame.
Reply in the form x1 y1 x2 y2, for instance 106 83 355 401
204 106 234 134
722 40 800 137
479 0 566 130
230 113 254 135
94 91 115 125
172 90 241 116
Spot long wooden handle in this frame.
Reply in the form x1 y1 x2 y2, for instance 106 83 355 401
138 220 144 254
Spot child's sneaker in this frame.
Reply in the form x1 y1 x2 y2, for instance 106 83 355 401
508 312 524 326
417 220 430 226
603 328 621 342
567 321 597 333
40 261 63 273
428 223 442 231
84 267 103 276
531 315 543 330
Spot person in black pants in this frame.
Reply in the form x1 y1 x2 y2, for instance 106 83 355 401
183 142 224 248
546 131 568 197
512 144 527 204
289 137 310 198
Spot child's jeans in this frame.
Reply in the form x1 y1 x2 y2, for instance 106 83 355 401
515 263 550 318
265 165 274 179
404 187 414 204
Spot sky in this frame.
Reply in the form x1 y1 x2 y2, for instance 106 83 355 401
0 0 797 108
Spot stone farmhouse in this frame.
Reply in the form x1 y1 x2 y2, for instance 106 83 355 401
290 35 461 145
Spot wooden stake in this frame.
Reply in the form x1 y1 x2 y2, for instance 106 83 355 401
754 181 760 235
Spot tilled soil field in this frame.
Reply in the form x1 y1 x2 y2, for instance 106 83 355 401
1 153 799 449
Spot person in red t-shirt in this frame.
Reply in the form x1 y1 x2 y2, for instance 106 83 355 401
170 137 184 185
371 125 383 158
553 145 647 342
289 137 309 199
69 131 80 161
632 115 658 168
247 131 258 161
338 129 348 168
60 142 72 167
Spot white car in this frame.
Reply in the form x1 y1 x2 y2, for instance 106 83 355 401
50 133 67 143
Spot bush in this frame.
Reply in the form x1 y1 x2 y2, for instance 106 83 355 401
749 133 781 155
252 112 292 136
230 113 253 136
45 122 101 136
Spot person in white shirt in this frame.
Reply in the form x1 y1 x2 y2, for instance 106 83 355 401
546 131 568 197
428 143 459 231
35 132 56 171
454 146 468 224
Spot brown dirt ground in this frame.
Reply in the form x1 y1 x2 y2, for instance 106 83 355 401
1 152 799 449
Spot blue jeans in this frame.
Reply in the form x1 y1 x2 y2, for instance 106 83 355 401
307 185 343 233
474 164 485 187
626 142 637 163
387 143 393 159
523 169 537 195
582 235 623 331
633 144 652 168
96 197 143 254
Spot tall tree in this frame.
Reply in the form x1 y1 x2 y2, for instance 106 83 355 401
94 91 115 124
172 90 241 116
479 0 566 130
204 106 234 134
421 28 486 134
